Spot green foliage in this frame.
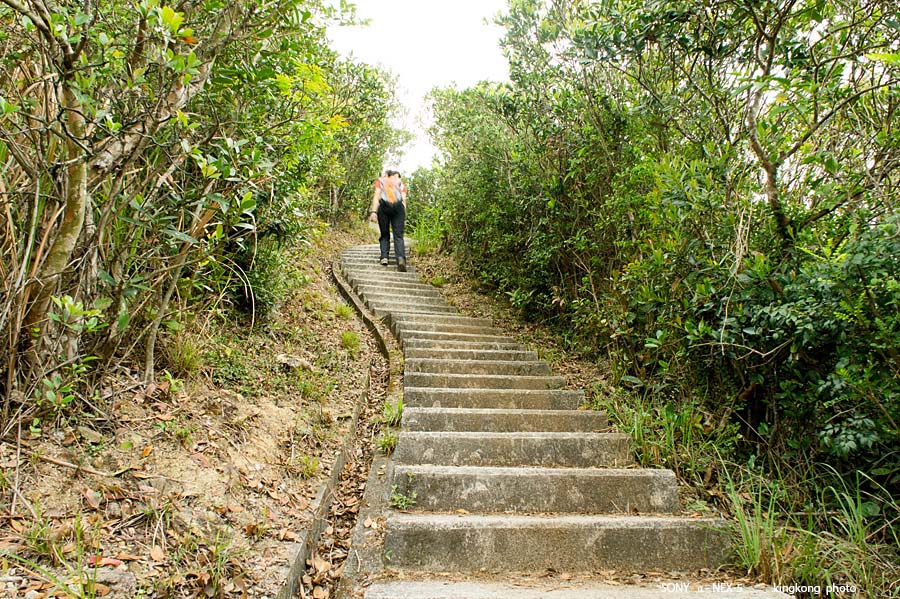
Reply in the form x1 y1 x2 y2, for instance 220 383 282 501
380 398 403 427
424 0 900 485
388 484 417 510
340 330 360 357
0 0 405 400
334 303 353 320
422 1 899 589
376 430 398 454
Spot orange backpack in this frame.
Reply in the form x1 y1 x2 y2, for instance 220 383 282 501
379 177 403 204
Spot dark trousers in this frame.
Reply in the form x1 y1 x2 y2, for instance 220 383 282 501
377 201 406 260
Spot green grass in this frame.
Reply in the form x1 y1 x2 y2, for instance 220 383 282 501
341 330 360 357
376 430 398 454
334 303 353 319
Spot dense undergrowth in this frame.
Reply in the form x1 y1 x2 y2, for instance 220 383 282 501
1 0 404 433
412 0 900 593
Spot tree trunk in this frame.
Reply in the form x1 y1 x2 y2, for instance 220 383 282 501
23 84 87 345
762 161 791 243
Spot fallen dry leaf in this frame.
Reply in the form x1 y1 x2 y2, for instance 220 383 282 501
78 425 104 444
141 446 153 458
150 545 165 561
87 556 124 567
84 488 102 510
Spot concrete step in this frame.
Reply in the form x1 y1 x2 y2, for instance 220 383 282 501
382 513 729 573
356 285 445 300
398 331 515 344
391 466 679 514
363 580 786 598
370 304 458 317
405 359 552 377
402 407 607 432
393 431 632 467
404 388 584 410
351 279 435 293
388 313 494 327
404 372 564 390
364 293 449 307
404 348 539 361
394 321 503 336
345 271 422 283
403 339 526 351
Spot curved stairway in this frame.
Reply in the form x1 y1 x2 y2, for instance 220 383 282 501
337 245 773 598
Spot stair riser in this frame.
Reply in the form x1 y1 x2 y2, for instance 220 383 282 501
389 314 494 327
393 434 632 467
404 373 564 390
345 272 422 283
404 389 583 410
399 332 515 344
393 323 503 336
401 408 606 432
403 340 525 351
356 287 444 300
404 349 539 361
371 305 458 317
383 518 729 573
405 360 551 377
351 280 434 293
391 468 679 514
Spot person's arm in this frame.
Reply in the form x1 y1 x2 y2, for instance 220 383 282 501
401 182 408 207
368 180 381 222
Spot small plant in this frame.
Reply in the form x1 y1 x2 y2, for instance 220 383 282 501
380 397 403 427
428 276 448 287
38 375 76 417
295 455 320 479
376 430 398 454
7 516 101 599
341 330 360 356
334 303 353 319
389 484 417 510
164 333 203 376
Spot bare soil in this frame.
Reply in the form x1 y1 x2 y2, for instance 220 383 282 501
1 223 383 598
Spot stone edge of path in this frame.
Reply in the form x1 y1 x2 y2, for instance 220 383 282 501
274 260 399 599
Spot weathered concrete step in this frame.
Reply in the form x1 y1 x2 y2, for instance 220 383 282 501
393 322 504 337
341 261 404 269
404 388 583 410
369 302 457 314
399 331 514 345
364 580 786 599
391 466 679 514
383 513 729 573
404 372 564 390
393 431 632 467
364 292 448 306
402 407 606 432
405 359 551 377
356 285 444 299
345 271 422 283
388 313 494 326
403 339 526 351
351 279 435 293
404 348 539 361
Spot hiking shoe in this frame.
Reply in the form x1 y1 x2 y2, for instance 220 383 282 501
380 257 388 266
397 258 407 272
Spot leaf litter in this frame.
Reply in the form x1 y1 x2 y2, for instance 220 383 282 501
0 226 385 598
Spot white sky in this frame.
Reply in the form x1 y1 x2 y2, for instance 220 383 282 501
327 0 510 174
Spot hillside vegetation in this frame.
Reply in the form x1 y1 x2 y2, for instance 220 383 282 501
1 0 403 410
412 0 900 591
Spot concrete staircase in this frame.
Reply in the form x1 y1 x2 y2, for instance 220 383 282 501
338 245 740 598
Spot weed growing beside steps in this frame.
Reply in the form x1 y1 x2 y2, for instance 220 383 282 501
593 388 900 596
